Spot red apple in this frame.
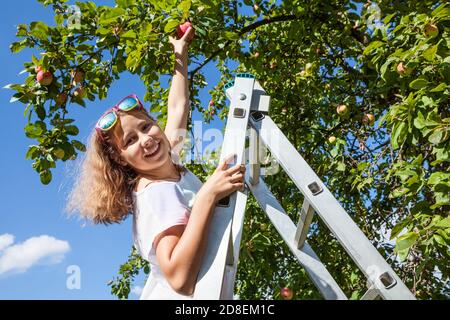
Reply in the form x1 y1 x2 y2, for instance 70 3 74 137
280 287 293 300
363 113 375 126
396 62 411 76
336 104 348 116
56 92 67 105
176 21 192 39
37 70 53 86
424 23 438 38
71 69 84 84
281 107 288 114
73 86 85 98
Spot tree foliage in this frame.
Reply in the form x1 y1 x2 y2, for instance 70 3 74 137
8 0 449 299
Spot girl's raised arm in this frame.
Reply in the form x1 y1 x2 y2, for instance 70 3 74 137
165 26 195 156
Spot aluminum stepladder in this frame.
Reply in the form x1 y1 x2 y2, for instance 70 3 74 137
192 73 416 300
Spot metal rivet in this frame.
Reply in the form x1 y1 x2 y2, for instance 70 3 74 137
239 93 246 100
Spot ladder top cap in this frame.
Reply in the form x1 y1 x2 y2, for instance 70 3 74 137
224 73 256 91
236 73 255 79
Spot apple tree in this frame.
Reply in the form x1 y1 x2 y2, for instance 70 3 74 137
8 0 449 299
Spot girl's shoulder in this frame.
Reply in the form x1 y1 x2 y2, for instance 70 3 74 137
134 169 188 193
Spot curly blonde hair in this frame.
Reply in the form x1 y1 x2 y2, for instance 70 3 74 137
66 108 185 225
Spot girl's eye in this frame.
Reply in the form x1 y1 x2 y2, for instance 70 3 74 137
125 137 135 146
143 123 151 130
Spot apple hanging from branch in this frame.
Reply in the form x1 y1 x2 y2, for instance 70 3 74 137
336 104 349 116
363 113 375 126
36 70 53 86
424 23 438 38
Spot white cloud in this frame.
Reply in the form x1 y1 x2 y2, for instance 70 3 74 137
131 285 143 297
0 234 14 252
0 234 70 276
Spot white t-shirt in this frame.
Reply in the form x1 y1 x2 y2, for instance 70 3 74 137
132 167 203 300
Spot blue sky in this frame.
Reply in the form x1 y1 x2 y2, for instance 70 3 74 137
0 0 227 299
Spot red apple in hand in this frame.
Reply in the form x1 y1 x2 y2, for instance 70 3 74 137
37 70 53 86
280 287 294 300
177 21 192 39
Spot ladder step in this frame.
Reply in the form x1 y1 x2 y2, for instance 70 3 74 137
361 285 381 300
294 200 315 249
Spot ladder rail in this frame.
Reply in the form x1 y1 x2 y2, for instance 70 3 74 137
193 76 255 299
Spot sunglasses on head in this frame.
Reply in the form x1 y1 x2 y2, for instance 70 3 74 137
95 94 144 135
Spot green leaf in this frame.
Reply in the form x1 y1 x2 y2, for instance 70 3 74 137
363 41 384 55
116 0 135 8
435 217 450 229
55 14 64 26
30 21 49 40
178 0 191 13
396 232 418 251
99 8 126 25
25 123 44 138
164 19 180 33
121 30 136 39
390 219 410 240
428 129 446 145
25 145 40 160
431 4 450 21
391 122 407 149
224 31 240 41
433 234 446 246
336 162 346 172
428 172 449 185
423 45 438 62
65 125 79 136
10 40 28 53
72 140 86 152
397 248 410 262
390 187 409 198
430 83 447 92
409 79 428 90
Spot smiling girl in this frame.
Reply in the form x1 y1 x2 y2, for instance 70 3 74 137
66 25 245 299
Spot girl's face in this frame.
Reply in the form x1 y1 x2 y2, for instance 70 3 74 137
110 110 171 174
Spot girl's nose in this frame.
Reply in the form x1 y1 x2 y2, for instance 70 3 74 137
142 135 156 148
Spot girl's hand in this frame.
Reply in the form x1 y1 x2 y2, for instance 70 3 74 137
169 25 195 54
199 154 246 204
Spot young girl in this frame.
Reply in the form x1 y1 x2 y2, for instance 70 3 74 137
66 25 245 299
